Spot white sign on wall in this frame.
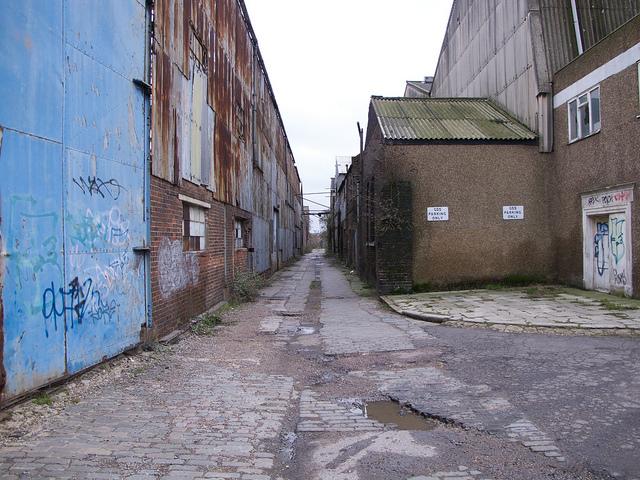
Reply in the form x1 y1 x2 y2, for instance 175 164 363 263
427 207 449 222
503 205 524 220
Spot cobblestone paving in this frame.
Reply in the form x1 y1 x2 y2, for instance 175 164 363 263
408 466 490 480
0 341 294 480
383 289 640 332
1 252 638 480
296 389 384 432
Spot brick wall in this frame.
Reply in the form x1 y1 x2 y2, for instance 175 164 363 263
375 181 413 294
150 175 248 338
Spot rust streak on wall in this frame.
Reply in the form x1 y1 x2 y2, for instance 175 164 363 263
150 0 305 337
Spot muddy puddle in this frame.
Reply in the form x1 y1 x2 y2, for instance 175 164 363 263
365 401 437 431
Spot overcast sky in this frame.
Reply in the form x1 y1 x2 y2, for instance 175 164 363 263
243 1 454 231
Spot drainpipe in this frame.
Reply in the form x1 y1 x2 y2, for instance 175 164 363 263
570 0 584 55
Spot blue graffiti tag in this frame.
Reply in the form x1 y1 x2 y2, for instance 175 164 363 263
609 217 625 265
41 276 118 337
594 222 609 277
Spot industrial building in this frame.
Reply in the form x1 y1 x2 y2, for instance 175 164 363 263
0 0 303 404
334 0 640 297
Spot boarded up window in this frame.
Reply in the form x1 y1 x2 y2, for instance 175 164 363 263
181 47 216 190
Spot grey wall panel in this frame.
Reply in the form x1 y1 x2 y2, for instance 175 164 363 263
432 0 539 131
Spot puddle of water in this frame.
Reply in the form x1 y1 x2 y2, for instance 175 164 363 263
279 431 297 463
365 401 437 431
297 326 316 335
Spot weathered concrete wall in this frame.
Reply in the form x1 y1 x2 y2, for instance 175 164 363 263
377 138 552 288
550 16 640 296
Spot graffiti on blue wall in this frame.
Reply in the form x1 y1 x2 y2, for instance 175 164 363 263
42 276 118 337
73 176 126 200
68 206 131 249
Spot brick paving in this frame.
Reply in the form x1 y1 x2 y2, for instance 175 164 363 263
296 389 384 433
0 346 294 480
408 466 490 480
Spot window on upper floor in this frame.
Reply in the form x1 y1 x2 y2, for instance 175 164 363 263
568 86 600 142
181 27 215 191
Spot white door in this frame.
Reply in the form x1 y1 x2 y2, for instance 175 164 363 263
592 216 610 292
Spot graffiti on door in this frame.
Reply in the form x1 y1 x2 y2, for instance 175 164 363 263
609 217 625 265
594 222 609 277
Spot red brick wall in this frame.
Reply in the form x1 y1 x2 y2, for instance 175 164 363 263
150 175 247 338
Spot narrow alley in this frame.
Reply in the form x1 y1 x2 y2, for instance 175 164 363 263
1 252 638 480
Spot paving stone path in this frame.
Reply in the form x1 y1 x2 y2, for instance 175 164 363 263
319 265 417 355
0 344 294 480
383 289 640 332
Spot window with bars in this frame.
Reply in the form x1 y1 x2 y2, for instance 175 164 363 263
183 204 206 251
568 86 600 142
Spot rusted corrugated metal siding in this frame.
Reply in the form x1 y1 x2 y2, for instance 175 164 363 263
152 0 302 273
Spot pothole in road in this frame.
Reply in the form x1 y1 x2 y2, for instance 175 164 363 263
364 400 438 431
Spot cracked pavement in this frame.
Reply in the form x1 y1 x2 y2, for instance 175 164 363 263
0 251 639 479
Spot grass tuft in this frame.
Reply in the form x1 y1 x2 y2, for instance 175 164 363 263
32 392 53 406
191 312 222 336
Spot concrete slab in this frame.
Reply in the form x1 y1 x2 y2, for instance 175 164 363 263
381 287 640 335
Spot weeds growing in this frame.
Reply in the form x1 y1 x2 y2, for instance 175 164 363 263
32 393 53 406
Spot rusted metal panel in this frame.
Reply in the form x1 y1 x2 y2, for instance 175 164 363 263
151 50 176 183
151 0 303 274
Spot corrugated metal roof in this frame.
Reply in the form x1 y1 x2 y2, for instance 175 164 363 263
371 97 536 142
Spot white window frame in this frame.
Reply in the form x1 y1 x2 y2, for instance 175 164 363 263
567 85 601 143
182 203 207 252
637 62 640 115
234 220 244 249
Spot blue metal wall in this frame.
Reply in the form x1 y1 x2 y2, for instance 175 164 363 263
0 0 149 400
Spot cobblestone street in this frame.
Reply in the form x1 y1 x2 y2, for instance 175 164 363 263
1 252 639 479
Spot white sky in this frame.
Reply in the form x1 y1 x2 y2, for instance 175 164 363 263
244 1 454 231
